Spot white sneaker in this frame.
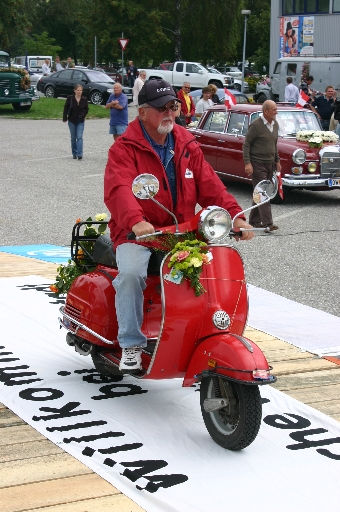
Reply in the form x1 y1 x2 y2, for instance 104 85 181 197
119 346 143 372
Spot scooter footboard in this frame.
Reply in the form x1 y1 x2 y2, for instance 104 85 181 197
183 333 276 387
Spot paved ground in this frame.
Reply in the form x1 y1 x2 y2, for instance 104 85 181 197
0 253 339 511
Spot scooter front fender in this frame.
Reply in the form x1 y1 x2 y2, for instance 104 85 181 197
183 333 275 387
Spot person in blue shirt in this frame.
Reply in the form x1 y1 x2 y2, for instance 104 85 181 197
105 83 128 140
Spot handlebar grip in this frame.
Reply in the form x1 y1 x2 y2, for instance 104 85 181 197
127 232 136 240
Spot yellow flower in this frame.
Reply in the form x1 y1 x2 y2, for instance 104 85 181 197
189 257 202 267
95 213 108 221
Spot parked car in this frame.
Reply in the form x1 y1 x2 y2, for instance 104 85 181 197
222 66 243 79
37 68 132 104
187 103 340 203
189 88 250 106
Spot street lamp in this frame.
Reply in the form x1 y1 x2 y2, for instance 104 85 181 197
241 9 251 93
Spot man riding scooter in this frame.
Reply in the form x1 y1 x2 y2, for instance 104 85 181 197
104 79 254 373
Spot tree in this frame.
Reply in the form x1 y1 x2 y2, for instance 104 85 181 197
22 32 62 57
0 0 33 52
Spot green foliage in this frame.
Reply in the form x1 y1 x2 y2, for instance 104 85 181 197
0 0 33 51
245 75 261 92
0 97 110 120
50 216 108 297
22 31 62 58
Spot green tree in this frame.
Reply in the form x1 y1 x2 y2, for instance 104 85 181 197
22 31 62 57
0 0 33 52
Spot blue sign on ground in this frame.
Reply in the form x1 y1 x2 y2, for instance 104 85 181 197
0 245 71 264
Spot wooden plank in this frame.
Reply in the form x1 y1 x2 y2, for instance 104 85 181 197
0 408 26 427
268 357 339 376
271 368 340 390
0 452 92 488
26 494 145 512
0 439 63 463
0 424 46 446
0 253 58 279
0 474 120 512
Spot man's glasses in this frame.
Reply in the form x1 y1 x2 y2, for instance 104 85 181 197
148 102 179 113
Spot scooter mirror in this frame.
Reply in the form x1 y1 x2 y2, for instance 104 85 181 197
253 179 277 204
132 174 160 200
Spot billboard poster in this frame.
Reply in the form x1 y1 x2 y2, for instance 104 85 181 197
279 16 314 58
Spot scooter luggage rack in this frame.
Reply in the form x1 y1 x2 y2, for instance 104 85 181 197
71 220 107 270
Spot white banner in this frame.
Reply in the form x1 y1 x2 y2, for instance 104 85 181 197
1 276 340 512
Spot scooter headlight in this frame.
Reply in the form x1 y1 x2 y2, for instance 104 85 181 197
200 207 232 242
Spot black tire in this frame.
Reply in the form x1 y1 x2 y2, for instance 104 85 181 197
90 90 103 105
234 83 241 91
45 85 56 98
256 93 267 104
91 349 124 381
12 102 32 111
209 80 222 88
200 376 262 450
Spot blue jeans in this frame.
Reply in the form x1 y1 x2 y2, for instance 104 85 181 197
320 119 330 131
113 243 151 349
68 121 84 157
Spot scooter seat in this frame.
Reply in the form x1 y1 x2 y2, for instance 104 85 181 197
92 234 166 275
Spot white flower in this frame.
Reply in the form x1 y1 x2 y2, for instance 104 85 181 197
95 213 108 221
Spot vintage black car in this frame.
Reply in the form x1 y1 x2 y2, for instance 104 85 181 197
37 68 132 105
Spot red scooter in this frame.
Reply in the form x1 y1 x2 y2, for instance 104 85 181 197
59 175 277 451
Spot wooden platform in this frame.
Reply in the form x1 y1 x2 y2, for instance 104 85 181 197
0 252 339 511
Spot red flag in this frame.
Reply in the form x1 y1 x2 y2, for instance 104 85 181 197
276 171 284 200
295 89 310 108
224 88 237 108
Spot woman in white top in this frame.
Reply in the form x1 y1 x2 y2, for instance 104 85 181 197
132 70 147 106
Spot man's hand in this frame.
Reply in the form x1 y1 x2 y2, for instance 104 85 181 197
233 218 254 241
132 221 155 237
276 161 282 172
245 163 253 177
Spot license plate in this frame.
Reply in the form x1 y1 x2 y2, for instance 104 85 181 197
20 101 31 106
328 178 340 187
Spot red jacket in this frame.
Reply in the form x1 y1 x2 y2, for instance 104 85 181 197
104 119 245 249
177 89 195 124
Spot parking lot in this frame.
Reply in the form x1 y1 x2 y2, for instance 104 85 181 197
0 115 339 316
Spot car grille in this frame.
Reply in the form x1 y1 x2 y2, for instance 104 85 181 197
320 152 340 178
0 78 21 93
64 302 81 329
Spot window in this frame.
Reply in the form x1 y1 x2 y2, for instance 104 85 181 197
273 62 282 75
334 0 340 12
226 113 246 136
201 111 228 132
282 0 329 13
287 63 297 76
58 70 73 80
176 63 184 72
73 70 86 81
186 64 201 74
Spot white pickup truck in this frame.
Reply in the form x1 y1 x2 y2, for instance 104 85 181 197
143 61 235 91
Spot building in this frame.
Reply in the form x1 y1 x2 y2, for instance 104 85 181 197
269 1 340 73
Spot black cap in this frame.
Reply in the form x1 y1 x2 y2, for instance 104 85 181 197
138 79 179 107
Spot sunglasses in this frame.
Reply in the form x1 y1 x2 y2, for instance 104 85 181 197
147 102 179 113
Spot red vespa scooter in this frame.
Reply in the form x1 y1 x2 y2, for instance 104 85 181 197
59 174 277 451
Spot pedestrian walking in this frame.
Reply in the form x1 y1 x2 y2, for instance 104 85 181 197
105 83 128 141
132 70 146 106
243 100 281 231
63 84 89 160
127 60 138 87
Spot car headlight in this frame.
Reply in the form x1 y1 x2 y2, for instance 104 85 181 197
291 166 303 174
107 88 113 93
292 148 306 164
199 207 232 243
308 162 317 173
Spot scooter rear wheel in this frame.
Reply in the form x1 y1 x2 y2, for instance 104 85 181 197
200 376 262 450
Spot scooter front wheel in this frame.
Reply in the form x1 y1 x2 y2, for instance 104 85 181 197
200 376 262 451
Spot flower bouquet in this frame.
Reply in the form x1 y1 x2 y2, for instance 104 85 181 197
296 130 339 147
164 238 210 296
50 214 108 297
308 136 323 148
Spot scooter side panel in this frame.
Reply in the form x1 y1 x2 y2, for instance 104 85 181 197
183 333 271 387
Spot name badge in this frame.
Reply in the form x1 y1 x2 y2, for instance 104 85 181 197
185 169 193 178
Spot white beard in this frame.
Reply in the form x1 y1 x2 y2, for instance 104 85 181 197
157 117 174 134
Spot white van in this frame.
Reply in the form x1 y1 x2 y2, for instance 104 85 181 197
13 56 53 73
255 56 340 102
